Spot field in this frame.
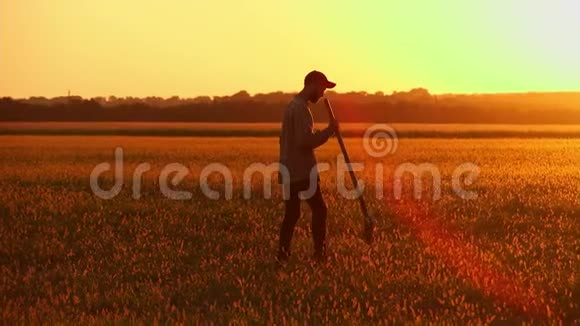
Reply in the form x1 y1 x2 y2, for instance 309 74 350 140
0 135 579 323
3 122 580 138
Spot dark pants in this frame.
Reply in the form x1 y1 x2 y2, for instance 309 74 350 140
278 178 327 260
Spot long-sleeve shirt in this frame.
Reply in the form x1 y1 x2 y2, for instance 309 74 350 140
279 95 333 184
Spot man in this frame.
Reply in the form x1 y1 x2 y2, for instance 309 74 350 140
277 70 339 263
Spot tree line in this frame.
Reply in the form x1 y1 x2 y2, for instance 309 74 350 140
1 88 580 124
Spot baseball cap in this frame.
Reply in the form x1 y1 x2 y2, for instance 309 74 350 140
304 70 336 89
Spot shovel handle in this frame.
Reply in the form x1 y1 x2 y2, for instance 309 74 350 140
323 98 370 220
324 98 337 121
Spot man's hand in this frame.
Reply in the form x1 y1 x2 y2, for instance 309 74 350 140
327 119 339 135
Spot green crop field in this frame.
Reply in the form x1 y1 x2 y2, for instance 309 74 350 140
0 135 578 323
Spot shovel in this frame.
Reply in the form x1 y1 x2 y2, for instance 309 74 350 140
323 97 375 244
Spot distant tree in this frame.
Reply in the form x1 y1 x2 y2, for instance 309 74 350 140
230 90 251 101
91 96 106 105
166 96 181 107
26 96 49 106
192 96 212 104
408 87 431 98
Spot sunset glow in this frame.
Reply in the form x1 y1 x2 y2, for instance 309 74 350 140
2 0 579 98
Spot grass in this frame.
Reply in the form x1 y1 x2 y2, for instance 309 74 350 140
0 135 578 323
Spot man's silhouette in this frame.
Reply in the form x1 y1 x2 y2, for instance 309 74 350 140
277 70 338 263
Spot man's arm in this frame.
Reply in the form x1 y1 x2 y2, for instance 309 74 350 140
293 106 334 150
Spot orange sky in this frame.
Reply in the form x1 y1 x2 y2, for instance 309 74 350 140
1 0 579 98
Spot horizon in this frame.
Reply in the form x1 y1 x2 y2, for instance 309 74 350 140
4 89 580 101
1 0 579 98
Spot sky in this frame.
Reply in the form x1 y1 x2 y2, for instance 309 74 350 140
1 0 579 98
